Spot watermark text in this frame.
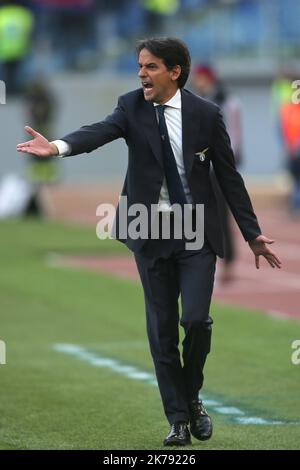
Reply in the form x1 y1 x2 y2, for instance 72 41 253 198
0 80 6 104
291 80 300 104
96 197 205 250
0 340 6 365
291 339 300 365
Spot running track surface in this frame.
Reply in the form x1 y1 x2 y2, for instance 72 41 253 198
46 188 300 320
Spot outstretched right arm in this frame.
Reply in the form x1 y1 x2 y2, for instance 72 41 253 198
16 98 127 158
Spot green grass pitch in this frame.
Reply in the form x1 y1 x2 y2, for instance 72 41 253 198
0 220 299 450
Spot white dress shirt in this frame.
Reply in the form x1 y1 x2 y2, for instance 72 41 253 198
153 89 193 210
52 88 193 210
52 139 71 157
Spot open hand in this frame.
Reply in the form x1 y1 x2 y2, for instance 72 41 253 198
249 235 282 269
17 126 58 158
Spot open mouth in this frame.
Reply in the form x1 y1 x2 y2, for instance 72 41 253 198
142 82 154 92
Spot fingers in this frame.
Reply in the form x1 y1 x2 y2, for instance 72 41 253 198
255 255 259 269
24 126 40 138
17 145 42 157
17 140 32 148
255 253 281 269
252 235 274 244
261 236 274 244
16 142 33 153
265 248 282 268
270 256 281 268
266 256 275 268
253 236 282 270
17 142 40 156
258 252 282 269
268 256 281 269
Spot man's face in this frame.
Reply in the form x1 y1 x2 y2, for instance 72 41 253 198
138 48 180 104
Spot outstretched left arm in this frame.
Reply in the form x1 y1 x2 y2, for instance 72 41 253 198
211 108 282 270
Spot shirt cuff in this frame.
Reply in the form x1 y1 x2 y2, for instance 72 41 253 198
51 140 71 157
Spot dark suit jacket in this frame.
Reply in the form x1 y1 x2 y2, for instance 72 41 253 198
62 88 261 256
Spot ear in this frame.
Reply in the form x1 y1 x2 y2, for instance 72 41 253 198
170 65 181 82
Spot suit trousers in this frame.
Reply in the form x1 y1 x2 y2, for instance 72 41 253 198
134 213 216 424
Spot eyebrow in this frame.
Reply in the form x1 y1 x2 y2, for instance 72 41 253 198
138 62 158 67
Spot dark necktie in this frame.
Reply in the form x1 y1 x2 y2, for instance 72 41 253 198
156 105 187 206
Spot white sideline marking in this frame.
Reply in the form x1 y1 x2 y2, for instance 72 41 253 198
236 417 283 425
53 343 297 426
215 407 244 415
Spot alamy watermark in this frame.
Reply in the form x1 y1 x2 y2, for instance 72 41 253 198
96 197 205 250
291 340 300 365
0 80 6 104
0 340 6 365
291 80 300 104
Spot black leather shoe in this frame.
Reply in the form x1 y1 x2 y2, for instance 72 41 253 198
163 422 191 446
189 400 213 441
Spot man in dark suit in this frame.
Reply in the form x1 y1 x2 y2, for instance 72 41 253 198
17 37 281 447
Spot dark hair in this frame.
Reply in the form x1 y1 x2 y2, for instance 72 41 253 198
136 37 191 89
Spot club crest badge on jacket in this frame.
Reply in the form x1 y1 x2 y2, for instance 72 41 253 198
195 147 209 162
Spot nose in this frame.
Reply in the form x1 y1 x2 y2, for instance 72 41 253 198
138 67 146 78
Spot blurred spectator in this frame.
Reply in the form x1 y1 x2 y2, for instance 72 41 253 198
141 0 180 35
0 0 35 95
271 71 294 146
192 64 243 284
271 72 294 117
280 98 300 216
35 0 98 71
23 77 59 216
271 71 300 216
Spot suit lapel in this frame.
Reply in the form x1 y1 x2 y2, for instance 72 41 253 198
139 99 164 168
139 89 199 174
181 89 198 179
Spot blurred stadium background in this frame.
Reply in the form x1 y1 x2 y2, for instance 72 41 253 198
0 0 300 450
